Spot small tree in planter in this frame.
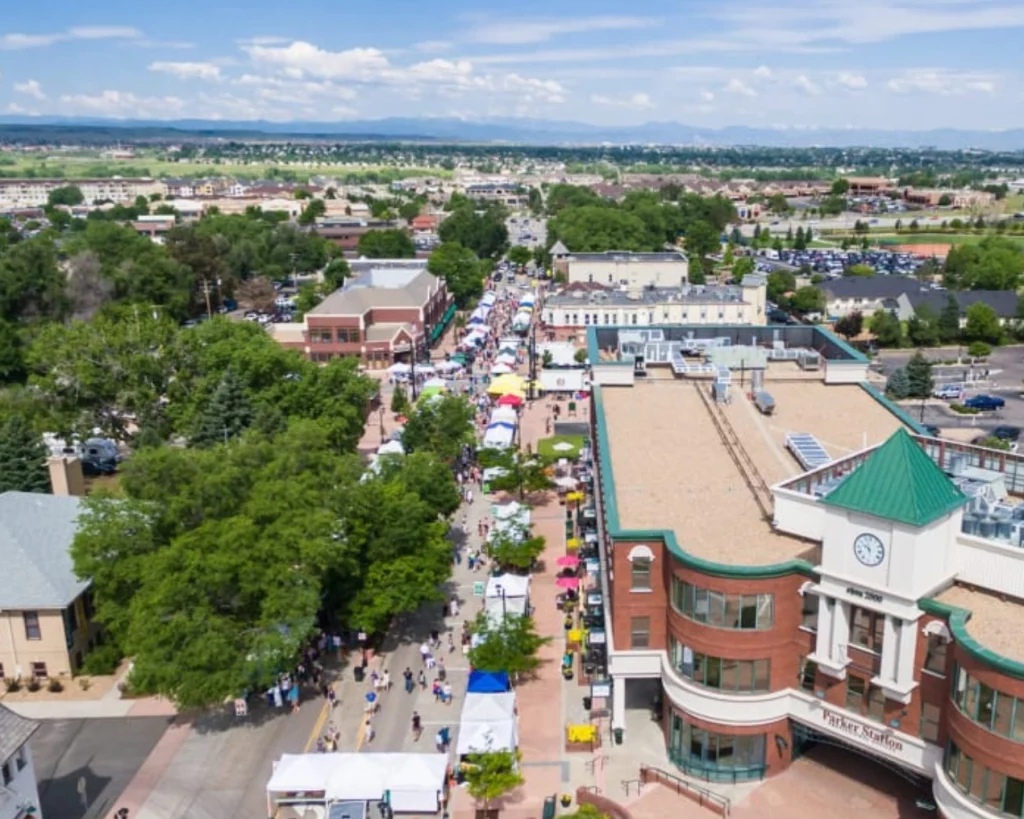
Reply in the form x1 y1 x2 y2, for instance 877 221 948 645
391 385 411 416
468 613 551 683
464 749 524 819
488 530 546 573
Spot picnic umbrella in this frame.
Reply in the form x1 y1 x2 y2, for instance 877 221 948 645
556 555 580 568
552 441 575 452
497 394 523 407
556 576 580 590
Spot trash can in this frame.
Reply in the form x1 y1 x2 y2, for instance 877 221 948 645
542 796 556 819
613 727 624 745
582 696 592 711
353 666 365 682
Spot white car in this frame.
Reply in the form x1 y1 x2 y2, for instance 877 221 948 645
933 383 965 401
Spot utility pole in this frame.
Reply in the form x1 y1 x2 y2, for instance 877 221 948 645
528 318 537 402
410 340 418 402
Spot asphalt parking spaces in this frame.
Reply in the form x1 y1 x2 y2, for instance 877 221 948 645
31 716 172 819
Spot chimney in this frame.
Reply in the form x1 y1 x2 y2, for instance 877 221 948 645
49 456 85 497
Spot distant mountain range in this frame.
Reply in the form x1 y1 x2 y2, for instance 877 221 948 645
1 115 1023 150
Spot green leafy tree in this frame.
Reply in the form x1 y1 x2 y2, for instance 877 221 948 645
428 242 485 307
322 258 351 292
438 205 509 259
463 750 525 814
400 394 476 461
191 368 253 447
905 352 935 399
885 368 910 400
297 198 327 226
789 286 825 315
0 413 50 494
845 263 875 278
488 530 546 573
468 613 551 678
938 294 962 343
507 245 532 267
478 448 555 500
0 236 70 322
357 229 416 259
963 302 1003 344
391 385 411 415
819 194 846 216
830 178 850 195
906 304 941 347
398 200 421 222
0 320 26 384
944 237 1024 290
833 311 864 340
376 450 462 519
768 193 790 214
869 309 903 347
731 256 755 280
294 282 323 317
47 185 85 207
766 270 796 303
683 220 720 283
968 341 992 359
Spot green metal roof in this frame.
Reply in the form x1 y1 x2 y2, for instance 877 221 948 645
822 428 967 527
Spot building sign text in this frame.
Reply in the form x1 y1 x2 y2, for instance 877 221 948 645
821 709 904 754
845 586 883 604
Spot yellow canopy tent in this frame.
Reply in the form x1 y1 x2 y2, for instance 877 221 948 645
487 374 526 396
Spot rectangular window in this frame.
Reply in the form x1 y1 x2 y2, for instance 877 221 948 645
704 656 723 689
739 596 758 629
707 591 726 627
994 691 1014 737
757 595 774 629
801 593 819 631
682 582 695 617
693 588 709 623
629 616 651 649
737 660 754 691
690 652 705 684
969 759 987 802
630 558 651 591
799 657 817 692
720 659 740 692
1005 777 1024 816
976 683 997 730
924 635 948 675
723 594 742 629
30 662 46 679
753 660 771 692
23 611 41 640
984 770 1004 811
947 741 961 782
1 762 9 787
850 607 884 652
956 749 972 792
953 664 968 711
846 676 866 712
1014 697 1024 741
867 686 886 722
921 702 940 742
15 747 26 772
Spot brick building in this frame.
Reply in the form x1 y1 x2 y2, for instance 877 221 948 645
586 323 1024 818
275 267 455 367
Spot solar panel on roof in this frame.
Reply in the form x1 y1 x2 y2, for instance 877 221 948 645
785 432 832 470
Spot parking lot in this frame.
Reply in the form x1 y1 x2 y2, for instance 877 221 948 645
31 717 171 819
877 346 1024 438
775 247 923 276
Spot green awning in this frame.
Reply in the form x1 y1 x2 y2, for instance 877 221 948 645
431 302 458 342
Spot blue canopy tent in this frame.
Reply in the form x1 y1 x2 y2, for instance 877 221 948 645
467 670 511 693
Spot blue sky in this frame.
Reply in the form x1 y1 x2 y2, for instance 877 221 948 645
1 0 1022 130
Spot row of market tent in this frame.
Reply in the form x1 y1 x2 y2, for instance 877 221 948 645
511 292 535 335
461 291 498 352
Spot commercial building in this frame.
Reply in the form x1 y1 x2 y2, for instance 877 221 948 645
0 178 164 208
316 219 399 252
559 251 690 290
817 277 1019 327
0 705 42 819
274 267 454 367
587 322 1024 818
904 189 996 209
0 489 101 680
543 276 767 330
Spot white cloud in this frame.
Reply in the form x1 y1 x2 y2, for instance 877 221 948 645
590 92 654 109
13 79 45 100
700 89 715 101
724 78 757 97
149 61 222 81
753 65 772 78
236 36 291 46
415 40 453 53
887 69 999 95
0 26 140 50
793 74 820 95
245 42 392 80
463 15 658 45
836 72 868 89
59 89 185 117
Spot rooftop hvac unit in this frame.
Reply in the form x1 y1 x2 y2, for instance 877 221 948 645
948 454 968 477
713 381 730 404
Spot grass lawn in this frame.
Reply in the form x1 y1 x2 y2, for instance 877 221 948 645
875 232 1024 248
536 434 586 460
0 152 453 181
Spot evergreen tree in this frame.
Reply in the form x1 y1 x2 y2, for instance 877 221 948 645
885 368 911 400
0 413 50 493
938 295 962 343
905 352 935 399
192 368 252 447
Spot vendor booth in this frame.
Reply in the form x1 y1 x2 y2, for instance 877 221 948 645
456 692 518 756
266 753 448 817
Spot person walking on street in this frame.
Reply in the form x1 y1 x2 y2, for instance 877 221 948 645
365 718 375 745
403 667 414 693
382 669 391 691
418 669 427 690
412 712 422 741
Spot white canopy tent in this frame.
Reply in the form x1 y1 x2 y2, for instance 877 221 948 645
486 573 530 600
456 694 518 756
490 406 517 425
482 426 514 448
484 594 528 626
377 440 405 457
267 753 449 815
435 360 462 373
493 501 528 520
422 377 447 389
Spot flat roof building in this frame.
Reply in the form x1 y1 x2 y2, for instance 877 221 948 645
585 323 1024 816
560 250 689 290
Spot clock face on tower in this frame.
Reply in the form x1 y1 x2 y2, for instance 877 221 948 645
853 533 885 567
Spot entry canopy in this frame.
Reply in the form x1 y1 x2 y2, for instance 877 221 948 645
467 670 511 693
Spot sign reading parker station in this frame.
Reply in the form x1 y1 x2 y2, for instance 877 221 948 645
821 708 905 753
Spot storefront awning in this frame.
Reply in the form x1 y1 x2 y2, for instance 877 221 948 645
430 302 458 342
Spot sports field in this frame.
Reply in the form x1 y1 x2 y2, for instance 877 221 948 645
876 232 1024 248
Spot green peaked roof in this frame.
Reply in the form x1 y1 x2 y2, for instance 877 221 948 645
822 428 967 527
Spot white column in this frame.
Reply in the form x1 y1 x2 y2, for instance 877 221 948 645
830 601 850 665
880 615 900 683
896 619 918 689
814 595 834 661
612 676 626 730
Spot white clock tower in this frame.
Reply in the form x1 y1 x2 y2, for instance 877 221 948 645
806 429 968 703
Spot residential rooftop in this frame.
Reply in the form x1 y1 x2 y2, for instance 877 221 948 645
598 375 907 566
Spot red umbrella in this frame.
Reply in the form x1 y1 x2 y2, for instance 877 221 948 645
556 555 580 567
497 394 523 407
556 576 580 590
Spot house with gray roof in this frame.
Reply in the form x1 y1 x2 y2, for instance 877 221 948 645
0 492 101 680
0 704 41 819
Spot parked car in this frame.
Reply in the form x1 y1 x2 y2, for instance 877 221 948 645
991 425 1022 442
965 394 1006 411
81 457 118 477
933 383 965 400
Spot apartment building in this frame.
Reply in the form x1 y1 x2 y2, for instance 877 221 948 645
0 706 42 819
0 178 164 208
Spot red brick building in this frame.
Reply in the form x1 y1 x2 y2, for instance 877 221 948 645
275 268 455 367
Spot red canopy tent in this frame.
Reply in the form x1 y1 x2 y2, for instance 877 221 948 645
497 394 523 407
